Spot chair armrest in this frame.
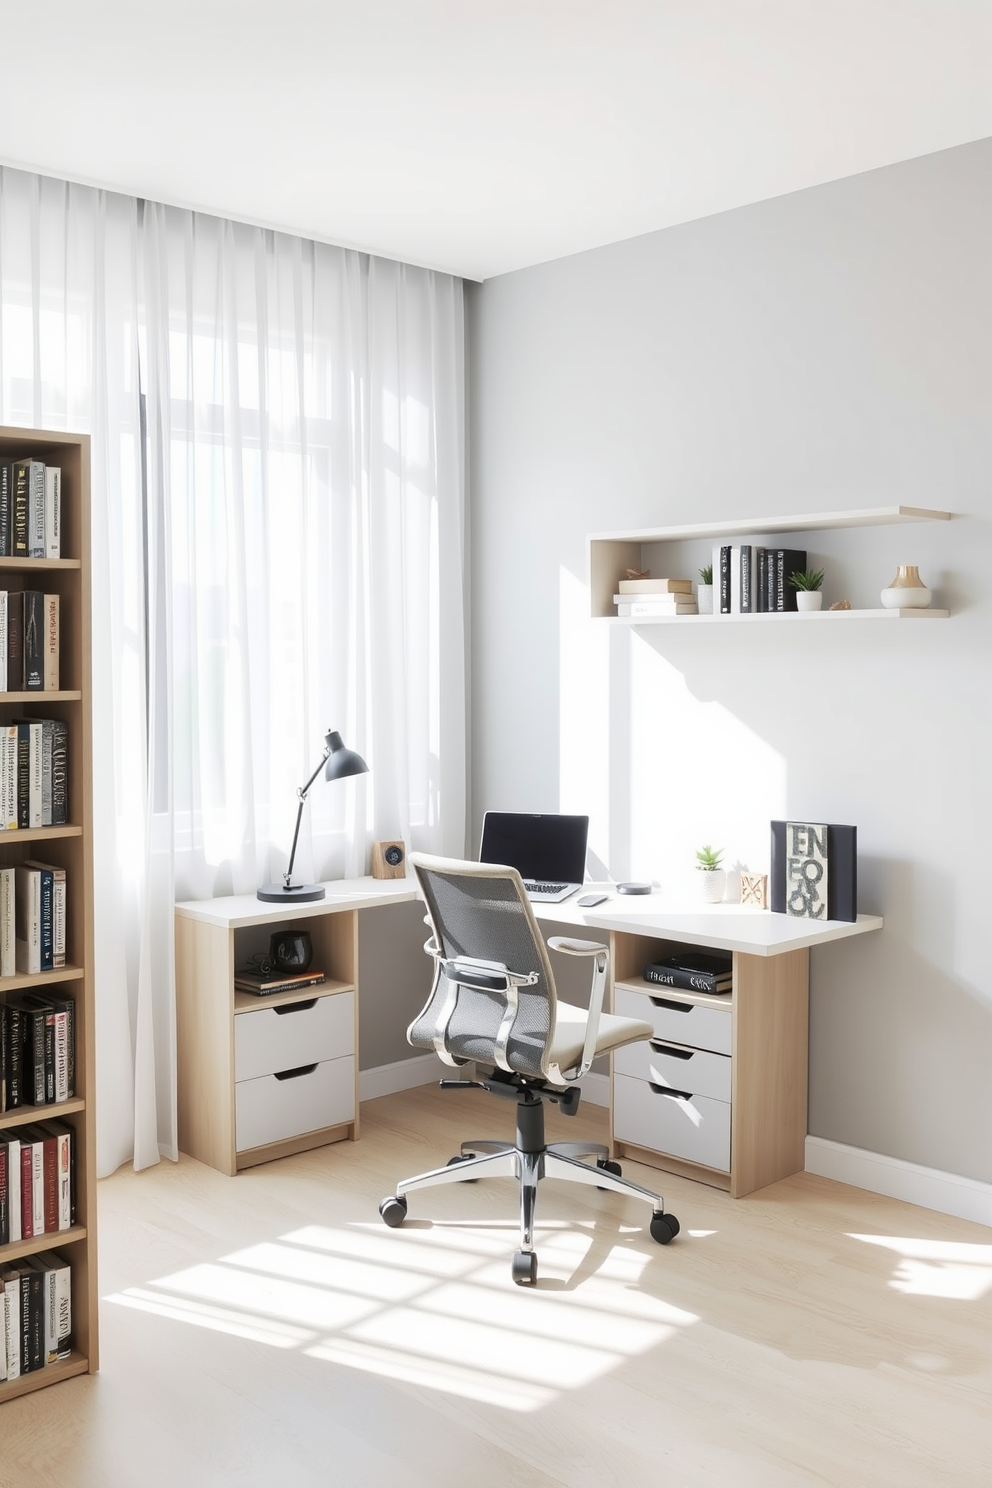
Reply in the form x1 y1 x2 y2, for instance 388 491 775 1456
548 937 610 1080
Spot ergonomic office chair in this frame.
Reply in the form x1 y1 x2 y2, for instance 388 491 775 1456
378 854 680 1285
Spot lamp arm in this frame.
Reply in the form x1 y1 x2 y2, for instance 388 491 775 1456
283 744 332 888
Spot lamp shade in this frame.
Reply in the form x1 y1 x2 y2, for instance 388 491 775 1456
324 730 368 781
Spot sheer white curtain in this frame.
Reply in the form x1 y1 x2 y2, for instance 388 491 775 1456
0 165 466 1176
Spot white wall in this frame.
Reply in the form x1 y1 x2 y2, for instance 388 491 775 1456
467 139 992 1184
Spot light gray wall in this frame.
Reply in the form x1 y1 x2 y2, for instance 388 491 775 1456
467 139 992 1184
358 901 434 1069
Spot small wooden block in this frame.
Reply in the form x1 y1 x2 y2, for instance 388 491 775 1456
371 840 406 879
740 872 768 909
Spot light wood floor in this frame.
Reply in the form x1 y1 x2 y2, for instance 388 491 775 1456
3 1085 991 1487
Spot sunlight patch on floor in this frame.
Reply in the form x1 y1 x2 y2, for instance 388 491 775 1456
848 1233 992 1300
105 1218 696 1411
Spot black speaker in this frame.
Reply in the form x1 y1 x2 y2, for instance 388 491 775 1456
268 929 314 973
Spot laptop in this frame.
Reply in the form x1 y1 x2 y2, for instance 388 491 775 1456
479 812 589 903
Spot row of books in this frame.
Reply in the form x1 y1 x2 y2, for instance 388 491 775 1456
1 989 75 1110
1 1249 72 1378
0 460 61 560
0 591 60 692
644 951 733 994
713 544 808 614
613 577 698 617
0 1121 75 1245
0 720 69 831
1 862 69 979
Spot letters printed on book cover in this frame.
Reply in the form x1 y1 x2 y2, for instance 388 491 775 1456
785 821 829 919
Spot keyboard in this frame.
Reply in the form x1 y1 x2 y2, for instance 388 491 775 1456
524 881 568 894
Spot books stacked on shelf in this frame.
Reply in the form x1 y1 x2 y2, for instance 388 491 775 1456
1 991 75 1106
0 1248 72 1378
712 544 808 615
0 592 60 691
234 967 327 997
0 719 68 829
644 951 733 994
4 862 69 977
0 1119 75 1241
0 460 61 560
614 579 697 617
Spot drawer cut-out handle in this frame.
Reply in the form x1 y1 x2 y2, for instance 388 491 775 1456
649 1083 693 1101
649 996 692 1013
650 1041 694 1059
273 999 317 1015
273 1063 318 1081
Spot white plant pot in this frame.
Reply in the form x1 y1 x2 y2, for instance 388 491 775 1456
795 591 823 612
698 869 726 903
697 583 714 615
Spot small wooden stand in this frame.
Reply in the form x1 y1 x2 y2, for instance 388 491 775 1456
372 841 406 879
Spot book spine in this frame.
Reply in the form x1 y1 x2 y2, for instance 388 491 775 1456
38 869 54 973
0 867 15 977
6 726 18 829
3 1271 21 1378
28 463 46 559
0 463 11 557
51 722 68 825
755 548 767 613
6 1138 21 1241
52 875 66 970
44 467 61 560
7 592 22 694
26 1010 47 1103
31 1139 44 1236
0 1141 7 1246
25 1266 44 1371
0 1003 6 1112
15 867 42 976
42 1136 58 1232
54 1257 71 1357
719 545 731 614
43 595 58 692
12 465 29 558
53 1009 69 1100
0 590 6 691
740 545 752 614
6 1004 23 1106
40 719 53 826
29 721 42 827
644 965 730 993
15 722 29 830
22 591 43 690
56 1130 71 1227
20 1144 33 1238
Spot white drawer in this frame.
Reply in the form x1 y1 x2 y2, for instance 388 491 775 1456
614 1072 731 1173
235 991 355 1082
235 1055 355 1153
614 1038 731 1103
615 984 732 1057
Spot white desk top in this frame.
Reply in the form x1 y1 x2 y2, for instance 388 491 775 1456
175 875 882 956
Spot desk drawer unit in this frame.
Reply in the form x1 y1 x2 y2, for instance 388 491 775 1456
614 1073 731 1173
613 1038 731 1103
236 1056 356 1153
616 985 732 1056
235 991 356 1081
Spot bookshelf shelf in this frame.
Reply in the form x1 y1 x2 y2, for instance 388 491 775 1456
589 505 953 621
0 425 95 1397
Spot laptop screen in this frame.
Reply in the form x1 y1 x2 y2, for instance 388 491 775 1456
479 812 589 884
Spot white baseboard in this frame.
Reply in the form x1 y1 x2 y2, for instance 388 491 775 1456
359 1052 451 1102
359 1057 611 1109
805 1136 992 1229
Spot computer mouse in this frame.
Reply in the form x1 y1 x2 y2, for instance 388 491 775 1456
617 881 652 895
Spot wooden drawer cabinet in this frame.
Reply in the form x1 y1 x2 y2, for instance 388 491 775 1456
235 1054 356 1152
234 991 355 1082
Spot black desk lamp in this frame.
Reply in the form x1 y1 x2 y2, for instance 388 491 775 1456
257 730 368 902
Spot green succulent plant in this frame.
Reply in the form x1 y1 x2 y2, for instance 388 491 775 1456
696 844 723 871
699 564 713 584
788 567 825 592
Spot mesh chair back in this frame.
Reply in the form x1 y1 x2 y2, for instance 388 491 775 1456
408 856 558 1079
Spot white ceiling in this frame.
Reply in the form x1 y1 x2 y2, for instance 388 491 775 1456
1 1 990 281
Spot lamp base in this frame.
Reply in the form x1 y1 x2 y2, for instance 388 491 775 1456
256 882 326 903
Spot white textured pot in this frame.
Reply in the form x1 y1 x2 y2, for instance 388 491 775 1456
697 583 714 615
880 565 932 609
795 591 823 612
698 868 726 903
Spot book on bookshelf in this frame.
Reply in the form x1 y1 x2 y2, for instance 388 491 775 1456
0 464 11 558
31 1250 71 1362
772 549 807 612
44 468 61 560
43 594 59 690
644 951 733 994
51 720 68 826
615 599 698 616
0 591 6 691
770 820 857 922
14 866 42 975
11 462 31 558
0 1265 23 1378
25 861 67 971
0 866 15 976
233 968 327 996
616 577 693 594
6 593 22 694
22 591 44 691
2 1135 22 1242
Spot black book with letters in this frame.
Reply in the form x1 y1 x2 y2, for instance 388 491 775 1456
774 549 807 612
770 820 857 922
645 951 733 994
22 591 44 691
51 720 69 825
0 462 11 556
11 462 30 557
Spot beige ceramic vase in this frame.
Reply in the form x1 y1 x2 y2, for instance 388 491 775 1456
880 565 932 609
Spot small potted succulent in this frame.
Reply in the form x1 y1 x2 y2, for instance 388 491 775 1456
696 843 725 902
697 563 714 615
789 567 825 612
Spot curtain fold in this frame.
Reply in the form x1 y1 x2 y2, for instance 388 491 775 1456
0 164 466 1176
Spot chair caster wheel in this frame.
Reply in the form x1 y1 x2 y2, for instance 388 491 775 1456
379 1195 408 1228
447 1155 478 1182
511 1249 538 1286
595 1158 622 1189
650 1212 680 1245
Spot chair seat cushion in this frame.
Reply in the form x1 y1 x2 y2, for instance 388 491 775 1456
549 1001 653 1077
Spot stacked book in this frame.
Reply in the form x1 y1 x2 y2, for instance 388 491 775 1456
0 591 61 692
712 543 808 614
0 1121 75 1241
614 577 697 617
1 988 75 1106
0 1247 73 1377
644 951 733 994
0 861 70 978
0 460 61 560
234 966 326 996
0 722 69 832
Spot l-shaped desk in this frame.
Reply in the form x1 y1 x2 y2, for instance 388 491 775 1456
174 878 882 1197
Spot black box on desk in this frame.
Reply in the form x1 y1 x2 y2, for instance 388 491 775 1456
770 821 857 922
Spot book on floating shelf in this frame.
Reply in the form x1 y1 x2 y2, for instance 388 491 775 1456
616 578 693 594
615 597 698 616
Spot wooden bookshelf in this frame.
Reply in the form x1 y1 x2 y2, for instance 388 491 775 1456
0 425 95 1399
